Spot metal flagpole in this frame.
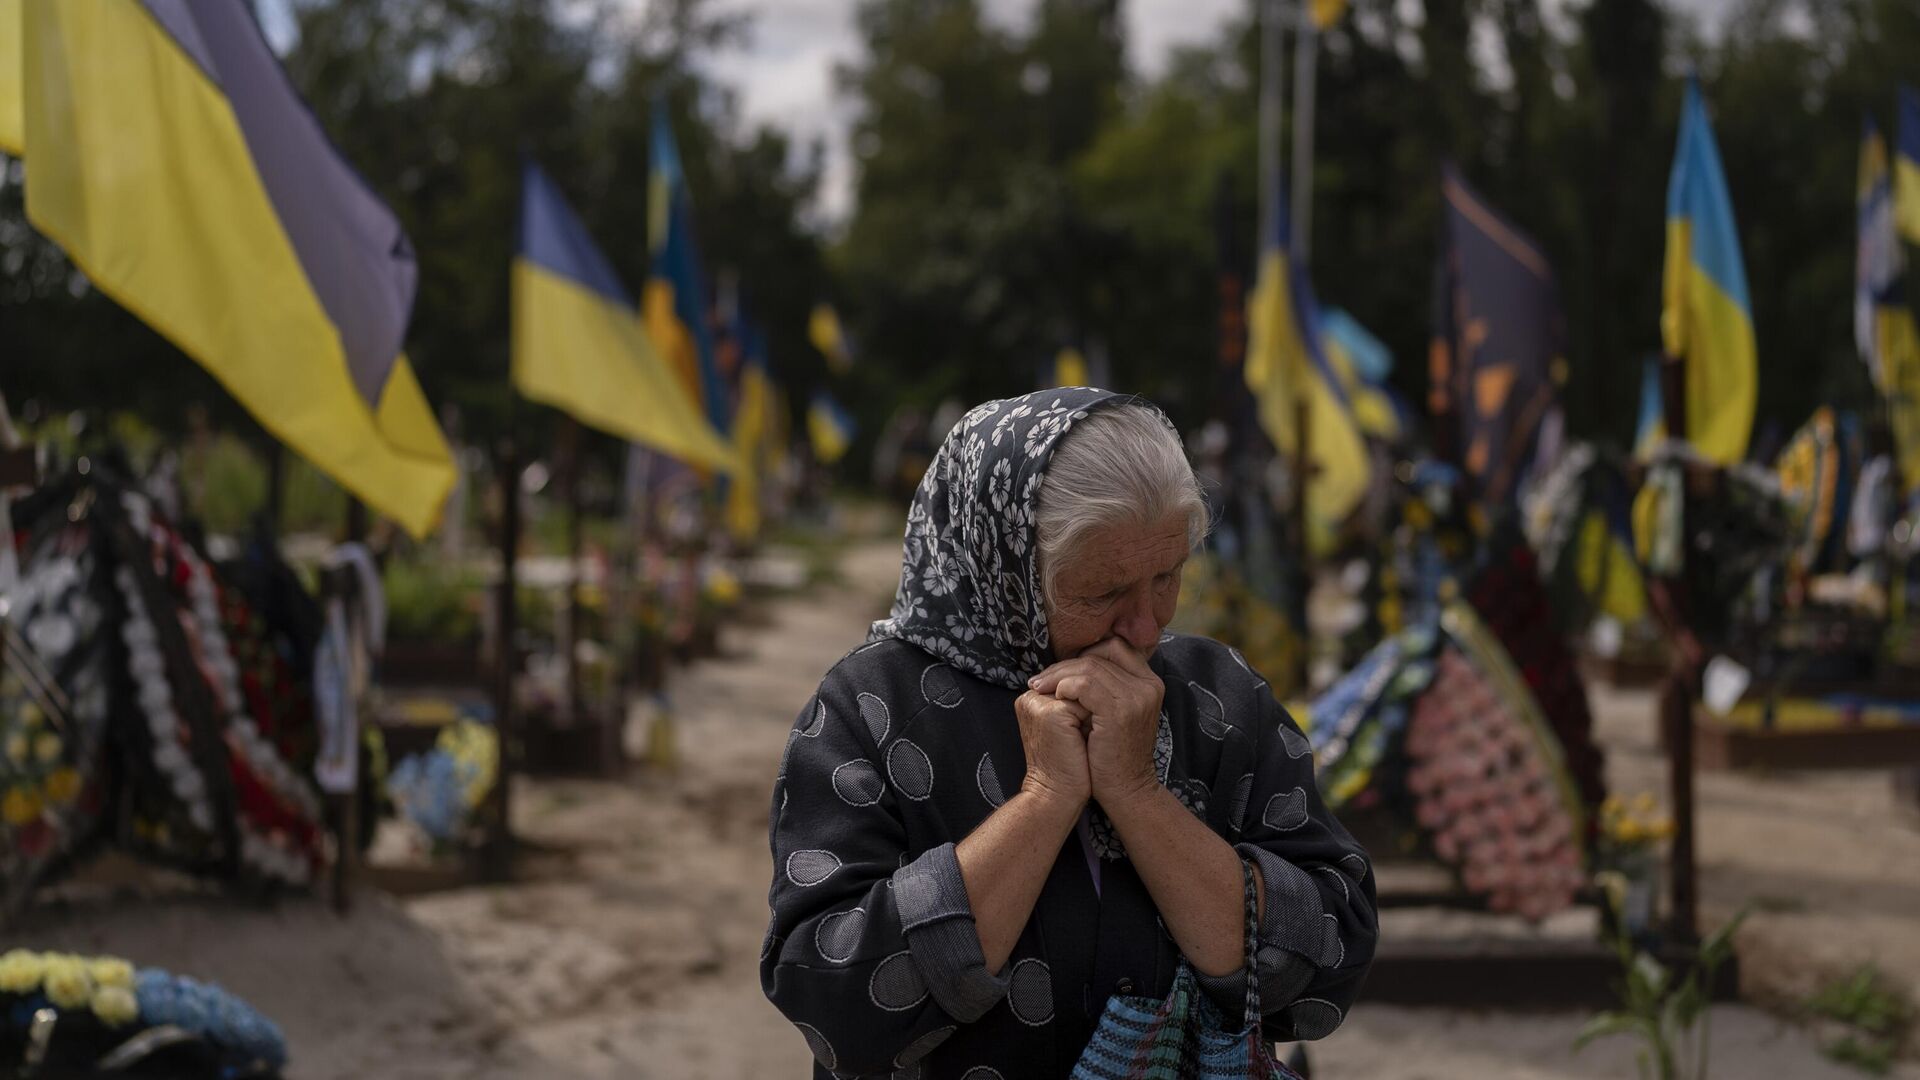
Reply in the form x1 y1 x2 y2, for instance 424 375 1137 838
1290 4 1320 264
1258 0 1287 251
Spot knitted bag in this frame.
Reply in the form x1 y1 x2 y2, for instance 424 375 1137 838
1071 859 1305 1080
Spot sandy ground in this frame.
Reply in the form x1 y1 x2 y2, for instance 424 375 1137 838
10 530 1920 1078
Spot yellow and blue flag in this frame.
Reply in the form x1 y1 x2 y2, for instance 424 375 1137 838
724 331 773 541
14 0 453 537
1319 308 1403 442
512 159 734 471
1431 165 1565 507
1244 180 1370 554
644 100 729 437
810 303 854 376
1662 79 1756 465
1857 116 1920 494
1633 355 1667 458
808 392 855 466
1896 85 1920 245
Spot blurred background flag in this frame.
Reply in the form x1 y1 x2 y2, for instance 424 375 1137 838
1633 354 1667 459
1309 0 1350 29
13 0 454 537
808 391 855 466
809 303 854 376
1430 165 1565 507
645 98 730 437
1896 84 1920 244
1856 115 1920 494
0 0 19 154
1319 308 1402 442
1244 179 1369 555
1052 345 1090 388
1662 78 1756 465
513 158 735 471
725 322 774 541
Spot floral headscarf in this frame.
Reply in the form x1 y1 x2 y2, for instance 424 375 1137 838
871 387 1176 689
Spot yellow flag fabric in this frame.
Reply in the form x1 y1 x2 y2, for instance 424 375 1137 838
725 362 771 541
1896 85 1920 244
0 0 21 155
1245 245 1370 556
20 0 453 537
512 264 736 472
1052 346 1090 389
1310 0 1350 29
1662 81 1756 465
808 393 854 466
810 304 853 376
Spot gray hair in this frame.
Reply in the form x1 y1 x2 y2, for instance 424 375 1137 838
1034 402 1210 607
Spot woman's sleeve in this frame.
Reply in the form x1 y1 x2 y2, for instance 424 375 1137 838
1212 688 1379 1042
761 678 1010 1074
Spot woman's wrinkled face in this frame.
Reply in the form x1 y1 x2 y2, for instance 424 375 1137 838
1043 513 1189 662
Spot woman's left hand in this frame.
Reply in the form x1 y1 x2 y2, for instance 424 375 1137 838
1029 638 1164 804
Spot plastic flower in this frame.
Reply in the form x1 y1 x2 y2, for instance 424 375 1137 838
0 949 46 993
33 733 61 765
91 985 139 1027
88 957 134 990
2 786 42 826
4 733 26 763
43 767 81 806
42 957 93 1009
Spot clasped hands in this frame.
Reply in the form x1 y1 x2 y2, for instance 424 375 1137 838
1014 637 1164 809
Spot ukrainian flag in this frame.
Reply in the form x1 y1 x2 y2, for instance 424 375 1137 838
512 159 734 471
1244 182 1370 555
1857 116 1920 494
1632 354 1666 458
725 325 773 541
644 99 729 437
808 392 855 466
11 0 453 537
1662 79 1756 465
810 304 854 376
1319 308 1402 442
1896 85 1920 245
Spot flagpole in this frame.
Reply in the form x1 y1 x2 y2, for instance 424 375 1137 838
1258 0 1288 251
1290 6 1319 264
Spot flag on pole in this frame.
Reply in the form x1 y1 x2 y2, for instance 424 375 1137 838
512 159 735 471
1895 85 1920 245
1051 345 1091 389
809 304 854 376
808 392 855 466
1857 116 1920 494
645 99 729 436
1244 177 1370 555
15 0 454 537
1633 355 1667 458
724 324 773 541
1319 308 1402 442
1431 165 1565 507
1662 78 1756 465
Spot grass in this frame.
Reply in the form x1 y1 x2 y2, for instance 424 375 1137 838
1807 966 1913 1076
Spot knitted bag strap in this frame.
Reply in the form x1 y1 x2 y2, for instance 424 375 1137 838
1239 857 1263 1031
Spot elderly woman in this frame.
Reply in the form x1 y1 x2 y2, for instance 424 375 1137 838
763 389 1376 1077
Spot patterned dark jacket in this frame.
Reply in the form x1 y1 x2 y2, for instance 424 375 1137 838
762 389 1377 1078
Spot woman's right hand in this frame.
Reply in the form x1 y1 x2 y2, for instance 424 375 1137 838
1015 690 1092 807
